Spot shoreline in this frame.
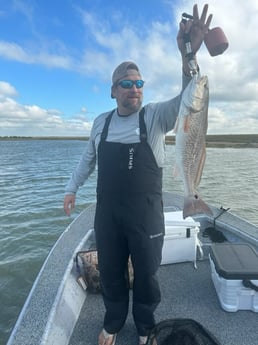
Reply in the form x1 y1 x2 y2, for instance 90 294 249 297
1 134 258 148
165 134 258 148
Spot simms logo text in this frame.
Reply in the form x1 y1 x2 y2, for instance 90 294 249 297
128 147 134 170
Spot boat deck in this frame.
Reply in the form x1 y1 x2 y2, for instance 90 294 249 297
69 254 258 345
69 193 258 345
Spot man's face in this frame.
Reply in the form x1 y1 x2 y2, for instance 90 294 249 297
112 70 143 115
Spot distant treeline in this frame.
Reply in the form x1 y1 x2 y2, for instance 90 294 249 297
165 134 258 148
1 134 258 148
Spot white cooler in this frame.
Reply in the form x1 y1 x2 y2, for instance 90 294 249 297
161 211 201 267
210 243 258 312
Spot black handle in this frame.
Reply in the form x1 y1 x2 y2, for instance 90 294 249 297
242 279 258 292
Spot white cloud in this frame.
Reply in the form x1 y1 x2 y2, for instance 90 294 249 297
76 1 258 134
0 81 18 98
0 41 74 69
0 0 257 135
0 41 31 62
0 86 92 137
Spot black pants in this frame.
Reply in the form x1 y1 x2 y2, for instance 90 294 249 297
94 193 164 336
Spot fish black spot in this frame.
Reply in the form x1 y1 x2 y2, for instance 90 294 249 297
194 194 198 199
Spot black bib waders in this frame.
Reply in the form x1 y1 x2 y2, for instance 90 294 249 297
94 108 165 336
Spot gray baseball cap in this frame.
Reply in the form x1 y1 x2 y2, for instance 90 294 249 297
112 61 142 86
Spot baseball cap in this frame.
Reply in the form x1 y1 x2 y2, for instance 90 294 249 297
112 61 142 86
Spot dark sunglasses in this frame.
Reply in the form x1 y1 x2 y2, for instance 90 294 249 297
118 79 145 89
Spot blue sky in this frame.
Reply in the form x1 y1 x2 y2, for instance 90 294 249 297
0 0 257 136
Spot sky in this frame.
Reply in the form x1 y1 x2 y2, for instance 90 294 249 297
0 0 258 137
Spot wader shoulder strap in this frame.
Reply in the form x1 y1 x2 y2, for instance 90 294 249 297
101 109 116 141
139 107 147 142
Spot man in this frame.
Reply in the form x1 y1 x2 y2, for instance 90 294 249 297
64 4 212 345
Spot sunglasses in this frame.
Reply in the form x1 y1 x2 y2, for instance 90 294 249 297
118 79 145 89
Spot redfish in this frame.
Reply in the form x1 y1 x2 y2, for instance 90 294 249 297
175 73 212 219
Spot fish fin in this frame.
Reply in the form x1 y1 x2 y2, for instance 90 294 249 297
183 194 213 219
194 146 206 187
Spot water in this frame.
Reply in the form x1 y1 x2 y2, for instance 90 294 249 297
1 140 258 344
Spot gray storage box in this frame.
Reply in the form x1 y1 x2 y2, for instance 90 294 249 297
209 243 258 312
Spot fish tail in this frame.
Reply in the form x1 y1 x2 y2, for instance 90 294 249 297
183 194 213 219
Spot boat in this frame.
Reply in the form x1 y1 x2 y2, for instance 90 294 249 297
6 192 258 345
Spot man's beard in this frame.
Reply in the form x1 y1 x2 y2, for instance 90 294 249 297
122 98 142 113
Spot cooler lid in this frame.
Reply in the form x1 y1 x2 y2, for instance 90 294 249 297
164 211 200 228
210 243 258 279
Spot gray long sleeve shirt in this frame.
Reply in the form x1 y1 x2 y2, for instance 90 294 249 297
65 73 191 195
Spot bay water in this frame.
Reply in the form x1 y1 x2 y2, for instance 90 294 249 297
1 140 258 344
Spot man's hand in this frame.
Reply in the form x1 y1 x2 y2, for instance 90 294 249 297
64 194 76 216
177 4 213 56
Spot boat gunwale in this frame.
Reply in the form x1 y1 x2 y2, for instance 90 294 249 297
6 205 96 345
